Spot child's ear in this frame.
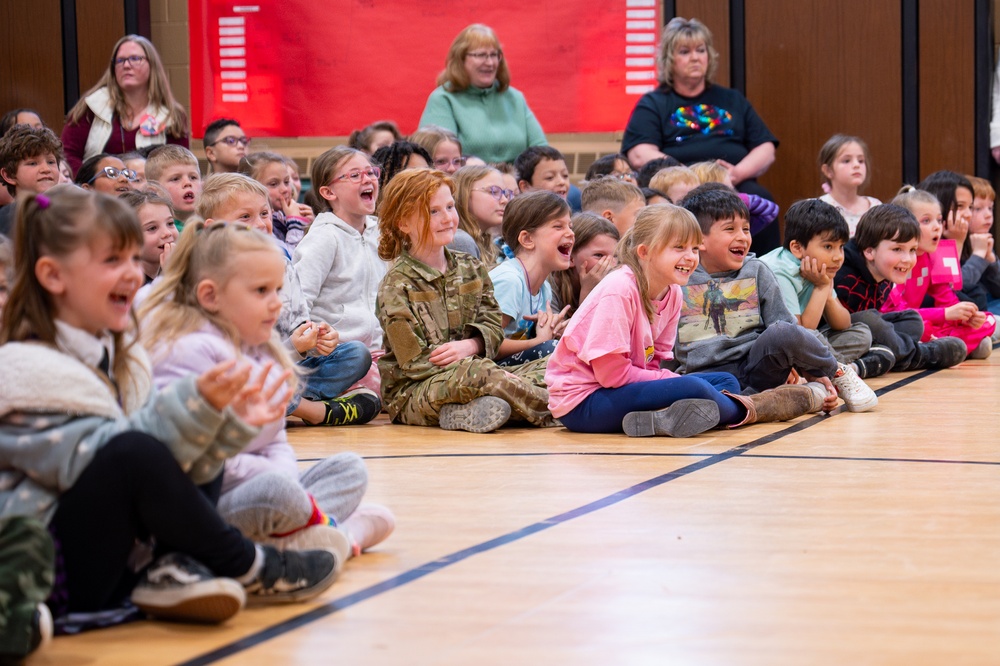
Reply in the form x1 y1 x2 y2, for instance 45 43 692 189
204 146 216 163
317 185 337 203
863 246 876 262
517 228 534 251
820 164 834 181
0 168 15 188
635 243 650 262
195 278 220 313
601 210 616 223
518 179 531 193
788 239 806 259
34 256 66 295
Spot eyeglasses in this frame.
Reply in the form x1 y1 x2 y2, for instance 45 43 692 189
473 185 515 201
433 157 467 169
333 166 381 184
114 55 148 67
88 166 138 184
466 51 502 62
611 170 638 182
208 136 251 147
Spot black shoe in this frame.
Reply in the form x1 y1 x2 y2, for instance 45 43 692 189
246 545 339 604
131 553 245 623
917 337 967 369
308 389 381 426
853 345 895 378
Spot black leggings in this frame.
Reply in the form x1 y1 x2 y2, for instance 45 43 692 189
49 431 256 613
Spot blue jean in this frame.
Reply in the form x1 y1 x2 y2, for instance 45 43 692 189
286 340 372 413
559 371 744 434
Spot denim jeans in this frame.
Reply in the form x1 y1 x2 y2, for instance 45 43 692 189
287 340 372 413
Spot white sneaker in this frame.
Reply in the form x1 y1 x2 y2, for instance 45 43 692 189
832 363 878 412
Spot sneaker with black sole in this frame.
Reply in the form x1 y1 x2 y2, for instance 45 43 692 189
622 398 721 437
439 396 511 433
852 345 895 378
915 336 967 369
307 388 381 426
131 553 246 624
245 545 339 604
832 363 878 412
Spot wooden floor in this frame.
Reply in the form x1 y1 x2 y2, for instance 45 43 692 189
29 354 1000 665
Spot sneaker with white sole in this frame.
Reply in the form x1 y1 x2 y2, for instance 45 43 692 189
245 545 339 604
439 396 511 433
306 388 382 426
131 553 246 623
341 504 396 557
260 524 350 571
832 363 878 412
852 345 895 378
622 398 721 437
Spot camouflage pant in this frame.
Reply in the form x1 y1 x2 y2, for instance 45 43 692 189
0 516 54 657
391 356 556 427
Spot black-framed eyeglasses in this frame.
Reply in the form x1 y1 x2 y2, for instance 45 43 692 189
433 157 467 169
332 166 381 184
208 136 251 148
473 185 515 201
88 166 138 184
114 55 147 67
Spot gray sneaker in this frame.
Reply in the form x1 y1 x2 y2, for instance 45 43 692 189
245 545 339 605
439 396 511 433
131 553 246 623
622 399 721 437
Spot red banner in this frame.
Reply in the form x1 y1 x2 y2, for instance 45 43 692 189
189 1 662 138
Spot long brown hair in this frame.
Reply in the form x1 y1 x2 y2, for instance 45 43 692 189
452 164 500 264
67 35 187 138
549 212 620 314
378 169 455 261
436 24 511 93
1 185 144 395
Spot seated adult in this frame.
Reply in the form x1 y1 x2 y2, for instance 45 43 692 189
419 24 546 163
620 17 777 201
61 35 188 173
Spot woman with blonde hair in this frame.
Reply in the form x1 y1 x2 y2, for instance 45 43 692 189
61 35 188 172
418 24 546 163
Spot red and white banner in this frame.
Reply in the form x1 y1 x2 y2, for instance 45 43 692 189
188 1 662 138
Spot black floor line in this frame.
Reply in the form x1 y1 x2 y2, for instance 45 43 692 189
177 368 936 665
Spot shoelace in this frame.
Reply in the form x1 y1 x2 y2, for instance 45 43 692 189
328 400 359 426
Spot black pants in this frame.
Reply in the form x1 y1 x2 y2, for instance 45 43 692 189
49 432 256 613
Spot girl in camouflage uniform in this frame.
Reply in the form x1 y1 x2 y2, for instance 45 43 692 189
376 169 556 433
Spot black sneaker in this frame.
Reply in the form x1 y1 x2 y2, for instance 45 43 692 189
309 388 381 426
917 337 967 369
245 546 339 604
853 345 895 378
131 553 246 624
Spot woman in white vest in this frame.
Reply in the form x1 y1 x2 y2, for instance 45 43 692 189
61 35 188 174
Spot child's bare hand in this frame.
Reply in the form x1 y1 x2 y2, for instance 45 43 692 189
944 214 969 248
785 368 804 384
580 254 617 294
969 233 993 258
160 241 175 271
197 359 250 412
295 203 314 221
967 311 987 329
314 323 339 356
802 374 839 412
291 322 319 354
799 256 831 287
230 363 292 426
945 301 977 322
524 307 554 340
549 304 571 338
428 339 479 367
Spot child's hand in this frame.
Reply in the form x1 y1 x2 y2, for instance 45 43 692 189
802 373 839 413
944 214 969 248
549 304 572 338
967 311 987 329
160 240 176 271
969 233 993 259
291 322 319 354
280 195 299 219
524 307 554 341
580 254 617 295
196 359 251 412
799 256 831 288
429 339 481 367
314 323 339 356
295 203 314 221
945 301 977 322
785 368 805 384
230 362 293 426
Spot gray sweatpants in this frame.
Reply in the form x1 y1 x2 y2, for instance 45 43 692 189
816 321 872 364
217 453 368 539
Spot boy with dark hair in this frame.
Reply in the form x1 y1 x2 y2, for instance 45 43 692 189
514 146 570 199
834 203 967 369
760 199 894 378
0 125 62 238
203 118 249 174
677 186 878 413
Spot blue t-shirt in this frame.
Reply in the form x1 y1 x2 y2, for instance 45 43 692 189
759 247 812 316
489 259 553 339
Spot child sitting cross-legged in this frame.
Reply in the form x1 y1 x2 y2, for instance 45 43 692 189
376 169 557 433
833 204 969 370
676 186 878 413
760 198 895 379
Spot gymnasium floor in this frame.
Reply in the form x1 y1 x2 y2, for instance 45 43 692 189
29 354 1000 665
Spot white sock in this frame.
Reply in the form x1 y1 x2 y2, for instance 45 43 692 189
236 545 265 586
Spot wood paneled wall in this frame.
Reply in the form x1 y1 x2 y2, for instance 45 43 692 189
0 0 65 132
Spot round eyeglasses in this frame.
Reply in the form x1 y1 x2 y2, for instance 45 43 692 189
473 185 515 201
88 166 138 184
333 166 381 184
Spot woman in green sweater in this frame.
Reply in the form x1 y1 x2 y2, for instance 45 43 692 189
419 24 547 164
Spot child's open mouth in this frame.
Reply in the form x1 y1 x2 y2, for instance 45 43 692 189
183 192 196 203
110 290 132 312
360 186 375 203
557 242 573 259
729 246 747 258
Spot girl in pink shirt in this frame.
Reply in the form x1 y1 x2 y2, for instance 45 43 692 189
545 204 823 437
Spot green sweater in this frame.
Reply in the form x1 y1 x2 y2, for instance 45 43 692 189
418 82 547 163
